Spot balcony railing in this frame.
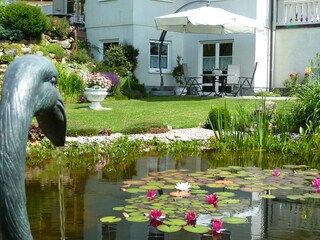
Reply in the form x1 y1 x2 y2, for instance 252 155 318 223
278 0 320 25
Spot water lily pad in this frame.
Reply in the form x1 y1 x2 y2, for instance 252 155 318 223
206 183 225 188
157 225 181 233
139 185 161 190
222 217 247 224
126 188 146 194
163 219 186 226
126 216 149 222
183 225 209 234
112 206 124 211
100 216 122 223
240 187 264 192
260 194 276 199
286 195 305 200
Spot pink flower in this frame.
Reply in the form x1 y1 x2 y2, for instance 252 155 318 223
206 194 218 207
147 190 157 200
311 176 320 189
211 219 223 233
149 209 163 220
186 212 197 226
149 219 162 227
272 170 281 176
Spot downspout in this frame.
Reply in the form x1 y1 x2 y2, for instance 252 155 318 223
269 0 275 91
158 0 210 90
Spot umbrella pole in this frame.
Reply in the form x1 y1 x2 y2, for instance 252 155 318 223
157 0 210 91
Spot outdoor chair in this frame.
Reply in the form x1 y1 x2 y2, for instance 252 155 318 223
225 65 240 95
180 64 203 96
234 62 258 96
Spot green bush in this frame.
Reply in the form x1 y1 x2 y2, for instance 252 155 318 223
205 106 231 130
70 48 92 64
0 3 50 38
56 63 84 103
48 16 71 40
0 54 14 64
40 43 66 60
122 43 139 72
119 75 146 99
0 24 24 41
96 45 132 77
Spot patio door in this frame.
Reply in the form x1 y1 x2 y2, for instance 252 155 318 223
201 41 233 92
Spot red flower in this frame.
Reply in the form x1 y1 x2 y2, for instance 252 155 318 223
149 219 162 227
206 194 218 207
147 190 157 200
186 212 197 226
289 73 295 78
149 209 163 220
211 219 223 233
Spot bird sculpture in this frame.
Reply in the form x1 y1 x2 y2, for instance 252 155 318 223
0 55 67 239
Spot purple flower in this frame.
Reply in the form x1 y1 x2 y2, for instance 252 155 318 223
103 72 121 87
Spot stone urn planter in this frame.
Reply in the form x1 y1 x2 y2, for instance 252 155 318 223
83 87 110 110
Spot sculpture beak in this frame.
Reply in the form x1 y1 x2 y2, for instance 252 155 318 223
36 97 67 147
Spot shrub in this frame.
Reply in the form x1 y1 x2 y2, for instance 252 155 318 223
119 75 146 99
96 45 132 77
0 24 24 41
48 16 70 40
122 43 139 72
205 106 231 130
0 3 50 38
40 43 66 60
70 48 92 64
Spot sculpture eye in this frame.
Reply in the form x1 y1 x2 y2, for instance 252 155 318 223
49 77 57 85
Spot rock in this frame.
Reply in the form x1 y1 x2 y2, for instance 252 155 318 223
4 48 18 56
21 47 31 54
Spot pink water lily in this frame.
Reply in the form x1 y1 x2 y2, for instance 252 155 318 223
272 169 281 176
206 194 218 207
149 209 163 220
211 219 224 233
186 212 197 226
147 190 157 200
311 176 320 189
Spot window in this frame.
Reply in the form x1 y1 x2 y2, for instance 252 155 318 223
149 41 171 73
202 41 233 71
103 41 119 56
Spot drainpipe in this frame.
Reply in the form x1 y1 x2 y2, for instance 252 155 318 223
158 0 210 90
268 0 275 92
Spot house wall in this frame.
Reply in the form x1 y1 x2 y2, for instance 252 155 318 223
274 27 320 88
85 0 269 91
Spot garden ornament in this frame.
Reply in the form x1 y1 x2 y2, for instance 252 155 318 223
0 55 66 239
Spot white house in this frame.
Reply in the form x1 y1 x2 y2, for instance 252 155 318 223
38 0 320 94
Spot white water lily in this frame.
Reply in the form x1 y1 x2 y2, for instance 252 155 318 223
175 182 191 192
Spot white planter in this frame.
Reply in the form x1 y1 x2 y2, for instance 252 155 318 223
83 87 110 110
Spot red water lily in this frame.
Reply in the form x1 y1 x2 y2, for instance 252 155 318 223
186 212 197 226
211 219 224 233
147 190 157 200
149 209 163 220
272 169 281 176
149 219 162 227
206 194 218 207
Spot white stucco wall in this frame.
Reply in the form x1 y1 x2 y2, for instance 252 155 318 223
85 0 270 90
274 27 320 88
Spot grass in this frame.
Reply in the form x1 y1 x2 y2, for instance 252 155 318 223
65 96 295 136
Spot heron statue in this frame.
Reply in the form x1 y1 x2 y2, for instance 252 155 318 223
0 55 67 239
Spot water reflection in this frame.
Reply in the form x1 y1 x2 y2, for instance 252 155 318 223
26 152 320 240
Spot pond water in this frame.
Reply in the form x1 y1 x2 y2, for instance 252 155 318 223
26 152 320 240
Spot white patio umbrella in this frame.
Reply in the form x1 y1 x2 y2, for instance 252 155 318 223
155 6 263 34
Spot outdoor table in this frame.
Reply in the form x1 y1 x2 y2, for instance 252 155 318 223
201 73 235 96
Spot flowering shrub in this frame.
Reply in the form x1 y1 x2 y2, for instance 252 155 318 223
103 72 121 87
283 73 300 96
83 72 113 90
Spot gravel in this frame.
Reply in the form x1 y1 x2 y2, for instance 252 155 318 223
66 127 215 145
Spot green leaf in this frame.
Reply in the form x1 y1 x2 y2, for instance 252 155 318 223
222 217 247 224
100 216 122 223
126 216 149 222
157 225 181 233
183 225 209 233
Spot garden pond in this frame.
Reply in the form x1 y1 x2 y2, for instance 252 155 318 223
26 151 320 240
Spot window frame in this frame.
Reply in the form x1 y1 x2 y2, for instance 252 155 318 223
149 40 172 73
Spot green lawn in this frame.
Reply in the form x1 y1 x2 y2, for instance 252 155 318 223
65 96 295 135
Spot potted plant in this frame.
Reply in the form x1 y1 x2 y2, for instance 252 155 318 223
172 56 186 95
83 72 113 109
